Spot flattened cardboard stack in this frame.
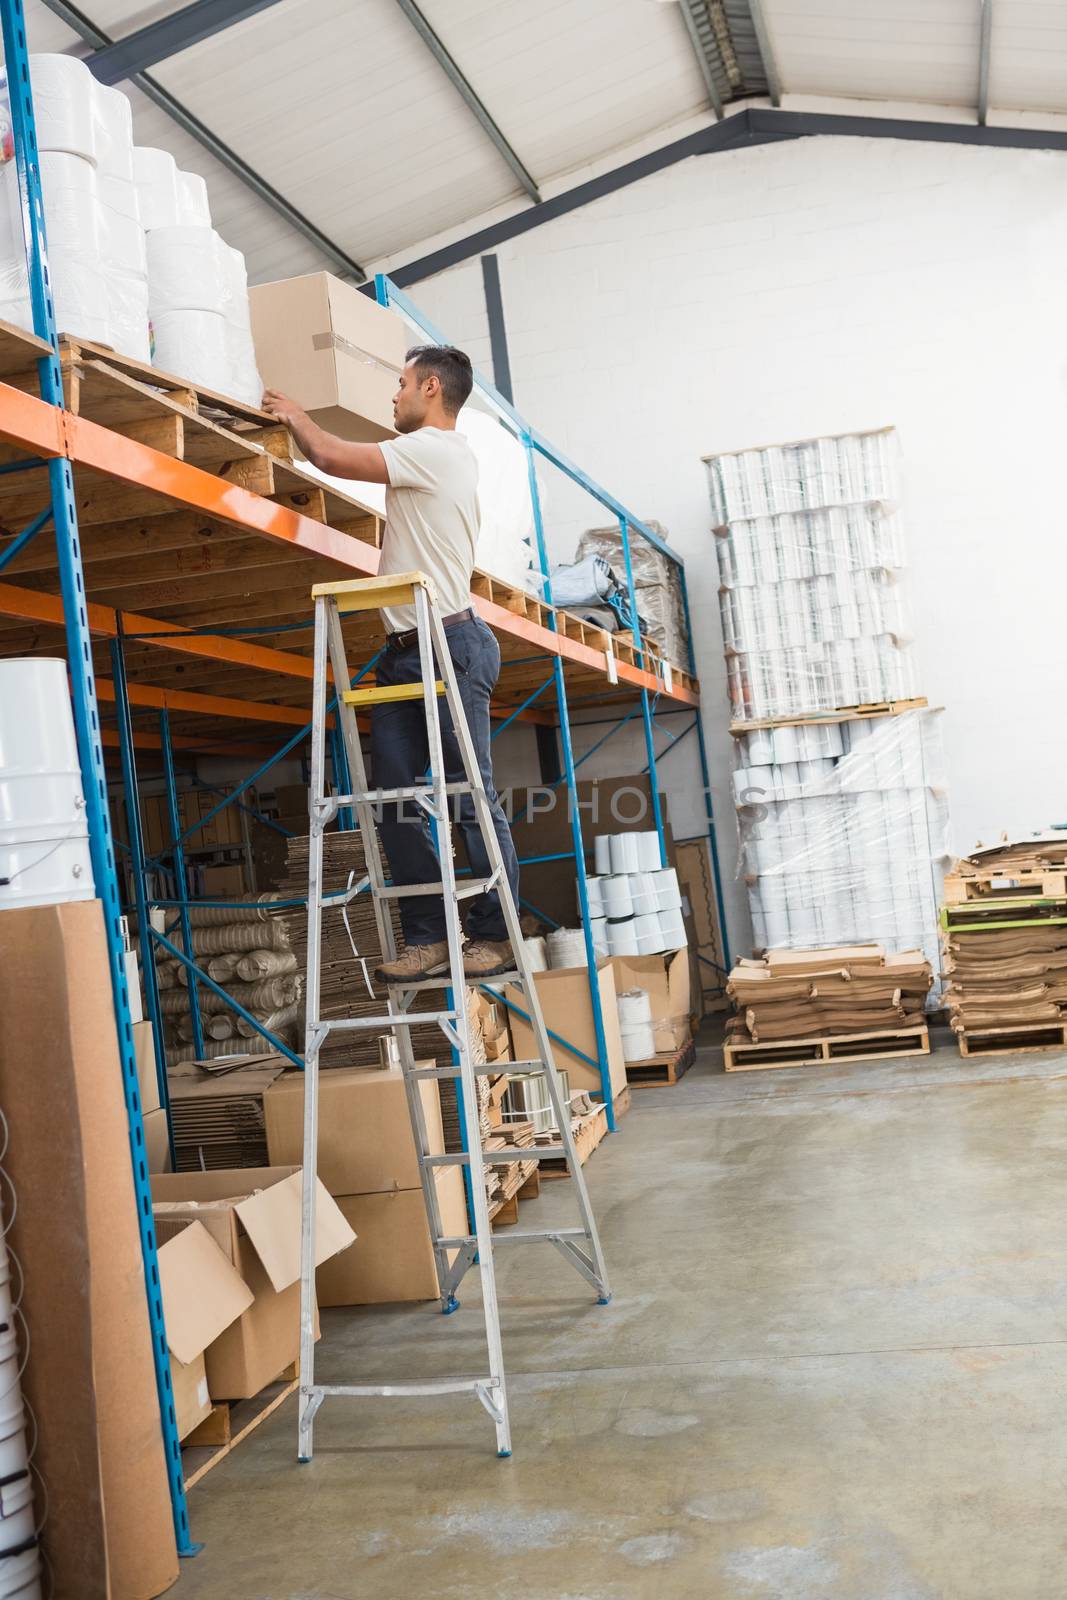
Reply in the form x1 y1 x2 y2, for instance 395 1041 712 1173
166 1056 288 1170
281 833 441 1069
943 841 1067 1042
727 943 933 1044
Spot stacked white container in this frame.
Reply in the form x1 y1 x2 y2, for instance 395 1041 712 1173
586 832 687 956
706 431 950 988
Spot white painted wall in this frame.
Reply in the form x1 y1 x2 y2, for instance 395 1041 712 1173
397 133 1067 960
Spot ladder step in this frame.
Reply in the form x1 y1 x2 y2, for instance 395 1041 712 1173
313 571 433 613
407 1059 545 1080
340 782 473 805
425 1148 568 1166
388 970 524 992
436 1229 589 1248
308 1377 501 1399
377 877 499 901
343 681 444 707
318 1011 458 1031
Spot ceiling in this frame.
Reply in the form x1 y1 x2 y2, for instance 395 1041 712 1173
22 0 1067 289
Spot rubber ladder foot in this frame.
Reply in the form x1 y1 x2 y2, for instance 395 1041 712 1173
442 1295 460 1315
297 1455 311 1465
597 1295 612 1305
497 1449 512 1458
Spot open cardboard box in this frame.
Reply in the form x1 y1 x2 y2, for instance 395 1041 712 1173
249 271 408 443
156 1220 254 1438
610 950 692 1054
503 959 627 1102
152 1165 354 1399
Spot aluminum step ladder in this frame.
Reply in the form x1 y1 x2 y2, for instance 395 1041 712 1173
298 571 611 1459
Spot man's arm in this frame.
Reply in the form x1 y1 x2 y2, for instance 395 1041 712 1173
262 390 389 483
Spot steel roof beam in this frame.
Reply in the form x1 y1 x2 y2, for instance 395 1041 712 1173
40 0 368 281
392 0 541 203
747 0 782 106
87 0 283 85
978 0 993 125
677 0 726 118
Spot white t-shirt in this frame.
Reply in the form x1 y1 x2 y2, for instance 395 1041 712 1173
377 427 480 632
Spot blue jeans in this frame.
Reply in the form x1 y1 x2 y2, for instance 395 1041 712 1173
370 616 520 945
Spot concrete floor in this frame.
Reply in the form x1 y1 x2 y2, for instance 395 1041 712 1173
173 1031 1067 1599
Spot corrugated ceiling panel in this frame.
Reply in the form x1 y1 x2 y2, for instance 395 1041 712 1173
417 0 709 181
145 0 526 262
762 0 981 108
986 1 1067 114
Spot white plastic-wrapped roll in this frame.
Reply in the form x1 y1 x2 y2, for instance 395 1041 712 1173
459 407 535 586
133 146 182 230
51 248 110 344
98 174 147 274
146 225 226 314
178 170 211 227
107 270 151 362
92 79 133 179
151 307 230 391
221 244 262 405
30 54 96 162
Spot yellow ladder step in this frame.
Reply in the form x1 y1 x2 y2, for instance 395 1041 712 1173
313 571 437 614
344 681 445 707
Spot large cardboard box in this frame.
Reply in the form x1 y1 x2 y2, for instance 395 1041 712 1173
264 1066 443 1195
249 271 408 443
156 1220 254 1438
152 1165 354 1398
610 951 692 1054
144 1108 172 1173
0 901 179 1597
317 1167 468 1306
504 960 627 1102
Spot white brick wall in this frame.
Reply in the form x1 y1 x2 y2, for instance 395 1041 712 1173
406 133 1067 960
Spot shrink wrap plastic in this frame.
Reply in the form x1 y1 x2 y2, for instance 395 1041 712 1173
92 79 133 180
28 54 95 162
146 225 226 315
133 145 182 230
220 244 262 406
151 308 230 392
178 169 211 227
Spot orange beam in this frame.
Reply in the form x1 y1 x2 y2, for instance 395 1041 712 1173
94 674 312 727
0 380 64 458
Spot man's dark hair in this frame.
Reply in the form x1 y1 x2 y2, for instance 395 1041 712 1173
406 344 473 415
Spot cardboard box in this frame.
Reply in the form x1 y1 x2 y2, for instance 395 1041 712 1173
152 1165 355 1399
317 1168 467 1306
249 272 408 443
504 960 628 1102
144 1108 172 1173
201 863 246 898
157 1220 254 1438
133 1018 161 1114
610 951 692 1054
0 900 179 1597
265 1066 442 1195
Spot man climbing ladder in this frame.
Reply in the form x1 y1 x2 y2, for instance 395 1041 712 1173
264 344 520 980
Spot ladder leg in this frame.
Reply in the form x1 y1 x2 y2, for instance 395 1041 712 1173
298 595 330 1463
417 587 511 1455
428 606 612 1304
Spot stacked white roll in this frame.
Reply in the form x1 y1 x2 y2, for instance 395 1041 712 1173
546 926 587 970
617 988 656 1062
94 81 150 361
221 245 263 406
133 146 182 230
583 837 687 958
146 222 230 392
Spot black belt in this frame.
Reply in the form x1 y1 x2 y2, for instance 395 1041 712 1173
386 606 475 652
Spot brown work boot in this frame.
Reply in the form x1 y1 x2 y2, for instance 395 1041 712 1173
374 941 449 984
463 939 514 978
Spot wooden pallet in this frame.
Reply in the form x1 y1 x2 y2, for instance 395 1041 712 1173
729 696 928 735
182 1362 297 1489
723 1022 930 1073
536 1101 610 1178
956 1022 1067 1058
943 869 1067 904
941 894 1067 932
624 1037 696 1087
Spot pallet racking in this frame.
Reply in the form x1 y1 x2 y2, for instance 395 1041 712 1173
0 1 726 1547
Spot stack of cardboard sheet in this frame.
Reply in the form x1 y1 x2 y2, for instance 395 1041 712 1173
281 833 441 1070
727 943 933 1044
942 862 1067 1036
166 1056 287 1170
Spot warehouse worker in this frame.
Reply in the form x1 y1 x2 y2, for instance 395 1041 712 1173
262 346 520 982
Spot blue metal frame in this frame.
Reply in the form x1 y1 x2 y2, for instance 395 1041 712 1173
159 708 206 1061
0 1 195 1551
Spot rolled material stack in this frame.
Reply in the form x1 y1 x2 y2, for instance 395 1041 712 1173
0 53 261 399
727 943 933 1045
585 830 686 957
155 899 300 1063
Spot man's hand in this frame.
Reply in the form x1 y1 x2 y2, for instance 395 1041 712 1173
262 389 309 432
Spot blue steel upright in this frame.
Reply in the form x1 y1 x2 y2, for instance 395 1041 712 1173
0 1 195 1552
159 707 206 1060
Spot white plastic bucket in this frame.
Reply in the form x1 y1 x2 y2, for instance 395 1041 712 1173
0 659 94 909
